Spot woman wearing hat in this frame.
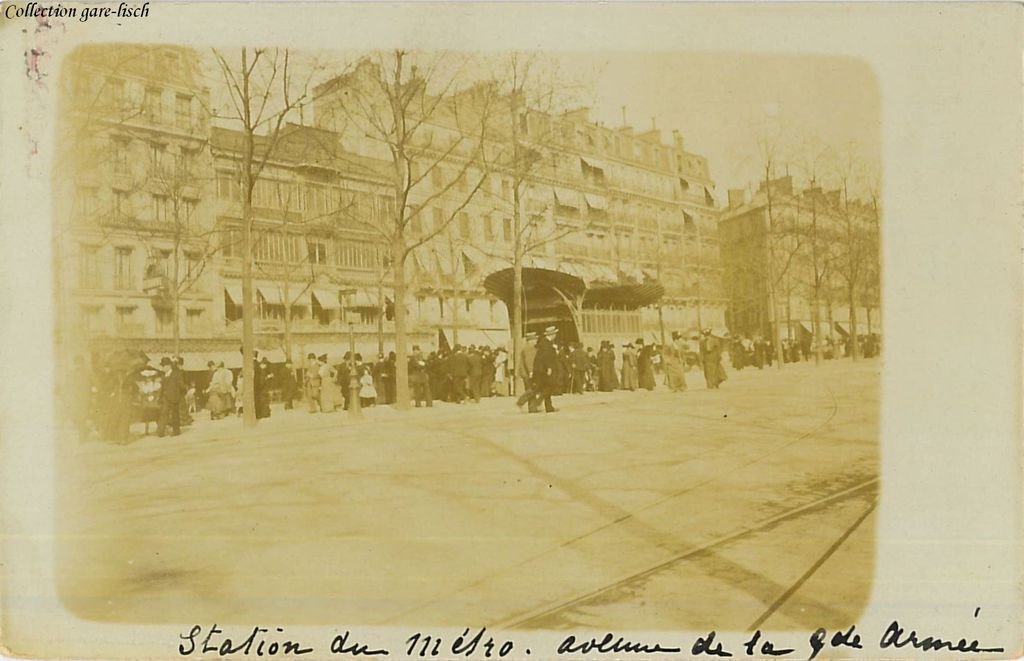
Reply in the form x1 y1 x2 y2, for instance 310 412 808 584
700 328 727 389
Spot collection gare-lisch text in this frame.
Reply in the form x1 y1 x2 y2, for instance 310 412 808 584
2 2 150 22
178 617 1006 659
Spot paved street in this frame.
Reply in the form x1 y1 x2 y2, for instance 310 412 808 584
57 359 879 630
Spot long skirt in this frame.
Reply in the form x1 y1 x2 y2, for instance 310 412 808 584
321 380 338 411
665 362 687 392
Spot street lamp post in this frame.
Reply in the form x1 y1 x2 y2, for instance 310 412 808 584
348 321 362 419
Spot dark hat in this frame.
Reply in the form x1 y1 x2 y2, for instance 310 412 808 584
159 357 172 366
318 353 328 361
307 352 317 359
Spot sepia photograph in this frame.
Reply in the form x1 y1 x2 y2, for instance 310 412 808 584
51 44 882 629
0 2 1020 659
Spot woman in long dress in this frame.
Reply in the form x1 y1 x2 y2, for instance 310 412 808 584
663 345 688 392
319 356 338 412
621 343 638 391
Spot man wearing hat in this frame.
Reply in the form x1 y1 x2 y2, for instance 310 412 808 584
409 345 432 407
157 356 185 437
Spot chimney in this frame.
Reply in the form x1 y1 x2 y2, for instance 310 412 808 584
621 106 628 126
672 129 684 152
651 116 657 130
728 189 746 209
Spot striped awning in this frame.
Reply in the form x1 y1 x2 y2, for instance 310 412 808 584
224 284 243 305
584 193 608 211
553 187 580 208
257 283 283 305
311 288 341 310
346 291 378 309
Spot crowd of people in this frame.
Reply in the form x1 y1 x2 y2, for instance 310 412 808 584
68 330 880 441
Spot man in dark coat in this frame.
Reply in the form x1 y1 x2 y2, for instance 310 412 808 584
597 341 618 391
636 339 656 390
409 345 432 407
449 345 469 403
157 357 185 437
529 336 559 413
427 351 446 403
569 343 589 394
254 356 272 419
700 329 727 389
467 346 483 403
280 361 297 409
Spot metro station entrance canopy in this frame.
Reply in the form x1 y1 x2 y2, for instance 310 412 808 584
483 264 664 344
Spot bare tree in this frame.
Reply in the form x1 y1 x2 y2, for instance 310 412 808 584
494 53 594 392
758 152 806 368
793 141 837 365
323 50 498 409
832 147 872 361
210 47 321 427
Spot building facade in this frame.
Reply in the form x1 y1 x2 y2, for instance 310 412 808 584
718 176 881 346
57 46 727 370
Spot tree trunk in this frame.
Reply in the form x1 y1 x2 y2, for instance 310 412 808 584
172 234 181 356
848 285 860 361
241 196 256 427
283 279 292 368
392 236 411 409
376 251 385 356
812 289 822 365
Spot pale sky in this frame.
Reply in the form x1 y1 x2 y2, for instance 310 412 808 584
208 50 881 199
549 51 882 198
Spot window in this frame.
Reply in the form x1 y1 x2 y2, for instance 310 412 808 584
438 296 445 319
221 228 242 259
431 166 445 189
502 179 513 202
81 305 102 332
483 214 494 241
184 251 201 281
163 51 181 71
333 239 377 270
155 249 172 278
178 148 196 178
112 138 129 174
175 94 192 130
144 87 161 123
255 231 303 264
458 212 470 238
150 143 167 178
113 190 131 223
115 305 135 328
155 307 173 334
464 298 473 313
106 77 125 113
186 309 203 334
79 245 100 289
152 195 170 223
502 217 513 242
75 187 98 223
183 199 197 227
217 173 239 200
308 240 327 265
